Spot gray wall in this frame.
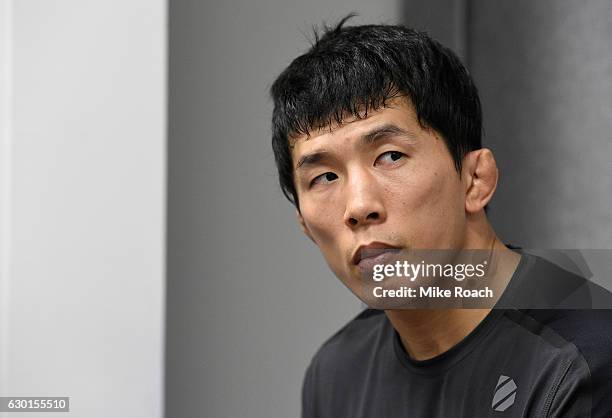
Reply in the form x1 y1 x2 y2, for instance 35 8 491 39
166 1 400 417
404 0 612 249
469 0 612 248
167 1 612 417
402 0 468 61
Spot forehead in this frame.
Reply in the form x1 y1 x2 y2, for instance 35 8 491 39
290 97 424 159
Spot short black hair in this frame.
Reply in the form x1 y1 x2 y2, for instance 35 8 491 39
270 15 482 209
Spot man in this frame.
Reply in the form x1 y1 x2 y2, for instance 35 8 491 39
270 17 612 417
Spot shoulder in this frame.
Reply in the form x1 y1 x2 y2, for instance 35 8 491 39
310 308 387 369
522 309 612 416
515 253 612 370
303 308 388 387
486 308 611 416
523 309 612 371
506 251 612 309
301 309 388 417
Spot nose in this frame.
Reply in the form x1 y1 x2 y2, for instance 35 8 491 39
343 169 386 228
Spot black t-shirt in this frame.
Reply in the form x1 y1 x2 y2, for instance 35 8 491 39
301 252 612 417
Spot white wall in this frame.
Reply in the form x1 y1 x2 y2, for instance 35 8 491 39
0 1 166 417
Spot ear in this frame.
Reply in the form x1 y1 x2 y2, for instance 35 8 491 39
296 209 316 244
462 148 498 213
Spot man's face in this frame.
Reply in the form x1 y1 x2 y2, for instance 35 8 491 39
291 97 470 294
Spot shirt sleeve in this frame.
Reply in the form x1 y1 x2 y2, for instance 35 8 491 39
546 357 592 417
301 361 318 418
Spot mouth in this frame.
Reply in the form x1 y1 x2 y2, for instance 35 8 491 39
352 242 402 271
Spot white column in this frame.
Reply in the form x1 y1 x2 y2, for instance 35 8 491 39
0 0 15 403
0 1 167 417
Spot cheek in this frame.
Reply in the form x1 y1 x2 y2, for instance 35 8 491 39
386 162 453 208
300 199 342 247
300 202 350 278
385 162 465 245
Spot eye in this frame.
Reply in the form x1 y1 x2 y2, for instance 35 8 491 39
375 151 406 166
310 172 338 187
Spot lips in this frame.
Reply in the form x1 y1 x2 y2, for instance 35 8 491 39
352 243 401 271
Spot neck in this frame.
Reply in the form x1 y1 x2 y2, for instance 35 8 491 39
385 220 521 361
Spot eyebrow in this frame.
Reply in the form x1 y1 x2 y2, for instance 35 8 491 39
360 123 416 145
295 123 417 171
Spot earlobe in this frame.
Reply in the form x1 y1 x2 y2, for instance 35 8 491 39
296 209 316 243
464 148 498 213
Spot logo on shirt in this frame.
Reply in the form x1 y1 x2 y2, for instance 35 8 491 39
492 375 517 412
